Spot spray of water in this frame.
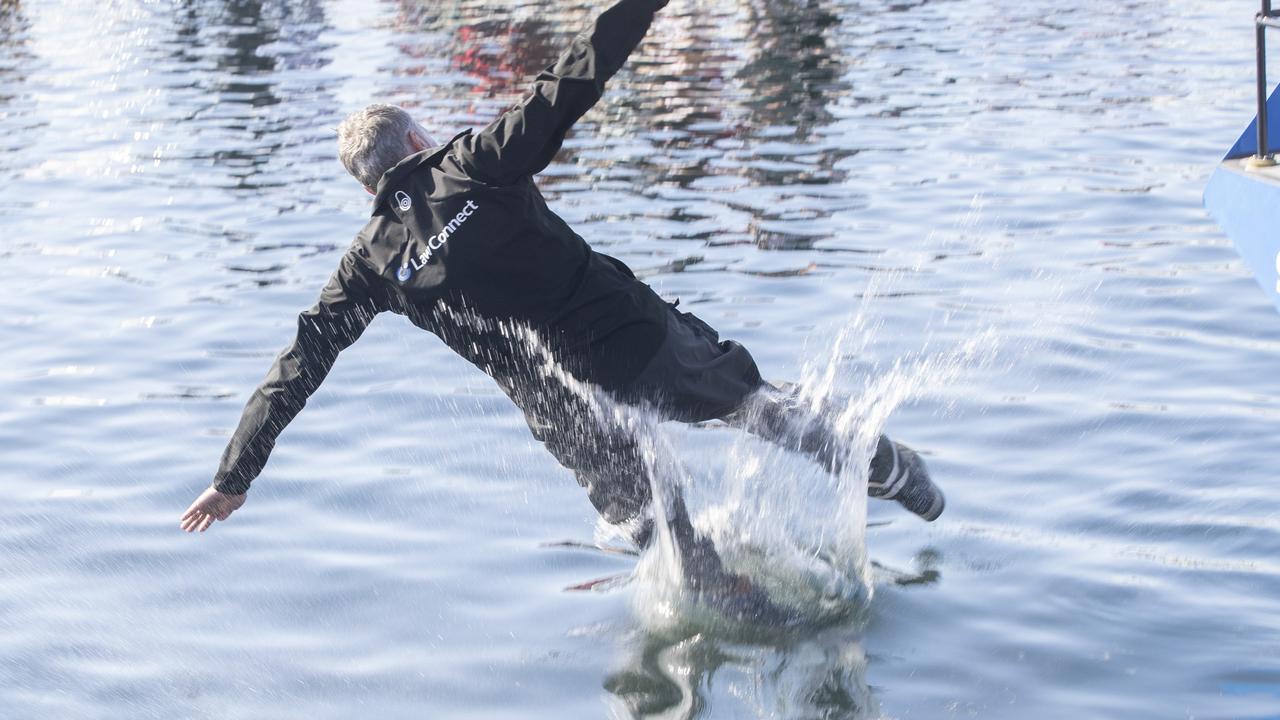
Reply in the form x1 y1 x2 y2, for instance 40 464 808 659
623 195 1039 632
622 267 1003 634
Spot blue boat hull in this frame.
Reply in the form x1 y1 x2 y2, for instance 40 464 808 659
1203 85 1280 313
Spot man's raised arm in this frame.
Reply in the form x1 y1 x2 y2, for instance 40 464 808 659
181 250 384 533
453 0 670 185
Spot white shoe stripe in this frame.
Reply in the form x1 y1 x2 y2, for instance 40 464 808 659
882 456 912 499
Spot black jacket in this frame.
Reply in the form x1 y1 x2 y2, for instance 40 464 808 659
214 0 670 495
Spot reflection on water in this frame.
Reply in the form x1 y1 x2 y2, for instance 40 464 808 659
0 0 34 178
167 0 333 191
384 0 861 254
735 0 850 156
606 628 874 719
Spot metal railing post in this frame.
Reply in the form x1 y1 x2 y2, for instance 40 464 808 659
1255 0 1275 166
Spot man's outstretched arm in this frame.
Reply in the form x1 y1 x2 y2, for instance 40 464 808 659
181 250 385 533
453 0 670 185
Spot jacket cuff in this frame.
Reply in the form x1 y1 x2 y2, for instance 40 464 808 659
212 476 250 496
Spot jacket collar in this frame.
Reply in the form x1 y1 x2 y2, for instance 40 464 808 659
370 129 472 214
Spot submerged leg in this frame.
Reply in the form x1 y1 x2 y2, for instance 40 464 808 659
497 369 712 551
501 372 762 597
720 382 846 474
509 379 654 541
498 370 799 623
519 389 754 589
721 382 945 521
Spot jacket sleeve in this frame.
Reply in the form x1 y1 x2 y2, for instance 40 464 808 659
453 0 669 185
212 250 385 494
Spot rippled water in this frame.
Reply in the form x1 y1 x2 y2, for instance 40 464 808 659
3 0 1280 717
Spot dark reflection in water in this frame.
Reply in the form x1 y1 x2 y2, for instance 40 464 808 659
385 0 857 194
737 0 848 135
0 0 34 178
620 0 856 190
605 629 875 719
387 0 583 105
167 0 333 191
0 0 29 92
450 16 561 99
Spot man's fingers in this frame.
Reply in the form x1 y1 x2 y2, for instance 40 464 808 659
181 502 208 528
182 511 210 533
179 490 243 532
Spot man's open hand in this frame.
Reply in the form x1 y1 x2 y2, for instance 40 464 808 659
180 486 246 533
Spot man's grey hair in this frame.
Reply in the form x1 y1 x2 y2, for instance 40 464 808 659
337 104 432 189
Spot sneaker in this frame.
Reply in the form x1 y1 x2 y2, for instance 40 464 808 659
868 435 945 521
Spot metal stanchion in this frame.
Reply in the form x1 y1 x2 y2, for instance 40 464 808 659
1250 0 1277 168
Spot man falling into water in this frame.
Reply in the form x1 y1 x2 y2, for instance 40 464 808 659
181 0 944 589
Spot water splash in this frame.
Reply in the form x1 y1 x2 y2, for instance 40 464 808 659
621 196 1040 632
622 269 1003 633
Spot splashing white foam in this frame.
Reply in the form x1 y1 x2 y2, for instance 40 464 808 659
623 273 1003 632
623 199 1038 632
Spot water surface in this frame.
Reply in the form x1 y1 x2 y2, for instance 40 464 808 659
2 0 1279 717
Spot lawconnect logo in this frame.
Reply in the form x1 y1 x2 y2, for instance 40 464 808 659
394 190 412 212
397 200 480 282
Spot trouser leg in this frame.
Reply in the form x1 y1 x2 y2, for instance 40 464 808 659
721 382 943 518
720 381 853 475
500 374 653 538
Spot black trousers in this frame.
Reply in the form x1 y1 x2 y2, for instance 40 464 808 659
496 304 859 536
